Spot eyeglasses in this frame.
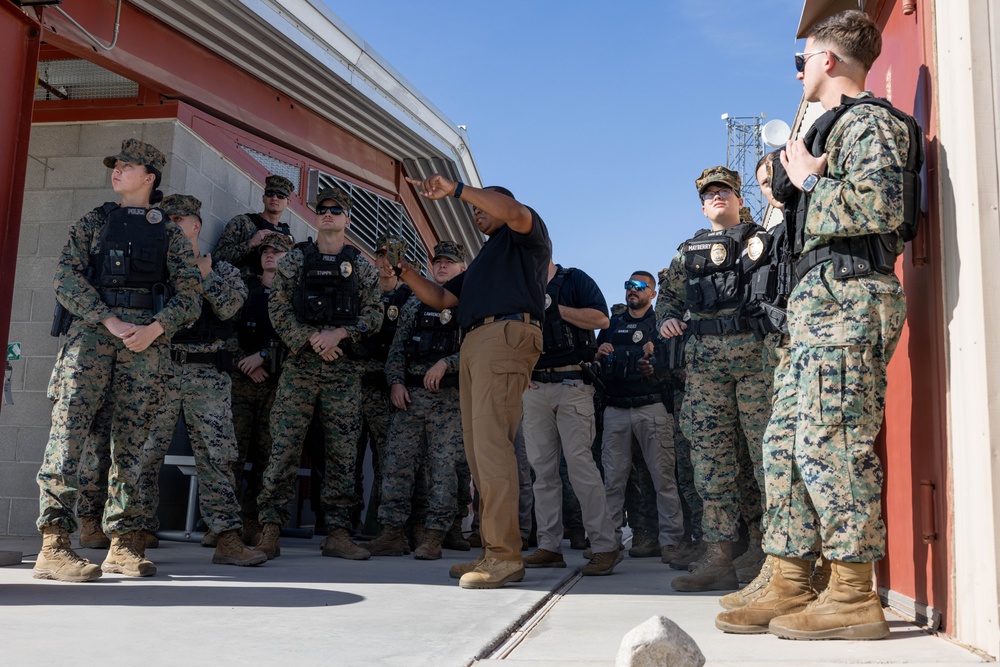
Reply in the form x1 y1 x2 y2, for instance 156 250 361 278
699 188 735 203
794 50 844 73
624 280 651 292
316 205 344 216
264 190 288 200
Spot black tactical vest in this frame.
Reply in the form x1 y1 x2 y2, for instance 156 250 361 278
600 312 661 397
237 275 279 352
172 257 236 345
681 223 769 314
91 204 170 291
539 267 597 368
249 213 291 237
291 241 361 327
361 285 411 363
402 301 460 364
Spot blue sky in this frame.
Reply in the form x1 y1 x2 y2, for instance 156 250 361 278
326 1 807 306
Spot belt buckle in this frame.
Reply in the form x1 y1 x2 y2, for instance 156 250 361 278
174 349 187 364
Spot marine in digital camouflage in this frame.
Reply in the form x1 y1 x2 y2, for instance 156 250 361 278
103 138 166 171
214 175 294 270
76 394 113 521
315 186 352 212
161 194 202 217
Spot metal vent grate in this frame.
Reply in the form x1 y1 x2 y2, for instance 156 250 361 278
35 59 138 101
239 145 302 193
308 169 429 272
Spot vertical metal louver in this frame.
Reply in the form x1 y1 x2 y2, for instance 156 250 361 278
239 145 302 194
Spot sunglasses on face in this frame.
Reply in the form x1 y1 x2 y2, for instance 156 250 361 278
264 190 288 200
624 280 650 292
316 205 344 216
700 188 735 203
794 50 844 73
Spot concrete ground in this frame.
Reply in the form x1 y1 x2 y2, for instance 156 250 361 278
0 534 987 667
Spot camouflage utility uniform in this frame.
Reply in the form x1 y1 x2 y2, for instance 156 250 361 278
214 175 293 273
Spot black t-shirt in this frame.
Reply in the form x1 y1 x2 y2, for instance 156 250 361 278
443 208 551 329
537 266 607 368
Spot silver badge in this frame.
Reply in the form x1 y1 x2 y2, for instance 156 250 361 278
632 330 644 343
747 236 764 262
710 243 728 266
440 309 453 324
544 294 552 309
387 305 399 321
340 261 353 278
146 209 163 224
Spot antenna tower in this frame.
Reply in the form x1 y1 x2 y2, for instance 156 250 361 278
721 114 765 223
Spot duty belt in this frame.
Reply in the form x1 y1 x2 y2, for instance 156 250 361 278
463 313 541 337
170 348 234 371
686 316 753 335
361 371 388 391
604 393 663 409
404 372 459 389
794 246 835 281
532 364 585 384
99 289 153 309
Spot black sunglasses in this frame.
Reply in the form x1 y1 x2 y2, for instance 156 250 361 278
624 279 650 292
264 190 289 199
316 205 345 215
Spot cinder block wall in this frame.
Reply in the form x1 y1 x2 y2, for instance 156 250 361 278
0 120 309 536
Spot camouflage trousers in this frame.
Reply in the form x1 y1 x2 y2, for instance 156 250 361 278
37 320 171 535
680 330 772 543
667 383 704 541
355 374 395 531
139 360 243 534
76 397 113 519
378 385 463 531
230 370 279 525
763 265 906 562
257 351 362 531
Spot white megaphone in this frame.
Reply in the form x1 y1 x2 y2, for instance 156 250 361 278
761 119 791 148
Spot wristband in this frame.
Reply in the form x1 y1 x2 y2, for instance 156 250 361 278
453 182 464 199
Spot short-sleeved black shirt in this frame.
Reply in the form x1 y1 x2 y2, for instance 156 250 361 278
443 208 552 329
536 265 608 368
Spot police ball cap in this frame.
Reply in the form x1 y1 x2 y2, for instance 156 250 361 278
103 138 167 171
161 194 201 217
264 175 294 197
695 165 741 195
432 240 467 263
315 186 352 213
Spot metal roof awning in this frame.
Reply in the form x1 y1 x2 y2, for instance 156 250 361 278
796 0 874 38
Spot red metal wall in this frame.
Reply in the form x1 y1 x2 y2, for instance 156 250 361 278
868 0 951 631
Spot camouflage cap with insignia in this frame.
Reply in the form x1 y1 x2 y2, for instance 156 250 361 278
695 165 741 195
161 194 201 217
259 231 293 253
315 186 352 213
432 240 467 263
103 138 167 171
264 175 294 198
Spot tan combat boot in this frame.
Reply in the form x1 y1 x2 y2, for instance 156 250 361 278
321 528 371 560
523 548 567 568
255 523 281 560
34 526 102 582
364 525 409 556
241 517 262 547
212 530 267 566
201 531 218 548
459 557 525 589
811 556 832 593
768 560 890 640
719 555 775 610
714 556 815 632
628 530 659 557
668 538 705 570
671 541 738 592
78 516 110 549
443 517 471 551
449 552 485 579
414 529 446 560
102 531 156 577
582 548 623 576
144 531 159 549
734 524 766 584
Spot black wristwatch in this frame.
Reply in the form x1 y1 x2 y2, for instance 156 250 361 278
259 348 269 360
802 173 820 194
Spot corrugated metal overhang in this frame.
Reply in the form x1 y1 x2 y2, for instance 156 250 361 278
796 0 877 38
127 0 482 252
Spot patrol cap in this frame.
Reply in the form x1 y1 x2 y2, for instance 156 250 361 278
161 194 202 218
264 175 294 197
103 138 167 171
695 165 741 195
432 240 467 263
315 186 352 213
259 231 293 254
739 206 755 224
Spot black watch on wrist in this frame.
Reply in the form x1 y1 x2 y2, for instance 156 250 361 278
802 173 820 193
259 348 269 360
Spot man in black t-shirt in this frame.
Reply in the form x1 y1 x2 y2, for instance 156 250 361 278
398 174 551 590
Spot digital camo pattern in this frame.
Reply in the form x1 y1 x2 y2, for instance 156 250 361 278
378 386 464 531
214 214 264 269
76 396 113 519
656 255 743 324
37 208 201 535
763 262 905 561
103 138 166 170
802 101 911 255
354 373 394 528
176 260 247 353
229 370 278 524
680 330 772 543
384 294 461 384
668 378 704 540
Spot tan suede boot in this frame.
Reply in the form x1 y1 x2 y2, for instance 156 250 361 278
365 525 409 556
78 516 110 549
769 560 890 640
449 552 485 579
714 556 815 633
413 529 446 560
443 517 471 551
34 526 102 582
201 531 218 548
212 529 267 566
811 556 832 593
671 541 738 592
255 522 281 560
458 557 525 589
102 532 156 577
320 528 371 560
719 554 775 610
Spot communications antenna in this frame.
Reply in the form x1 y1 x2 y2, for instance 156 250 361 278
721 113 765 223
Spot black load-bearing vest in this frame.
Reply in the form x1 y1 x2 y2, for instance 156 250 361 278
237 274 279 353
172 257 236 345
600 312 662 397
91 204 170 292
681 223 770 314
403 301 460 364
361 285 412 363
249 213 291 237
291 241 361 327
539 267 598 367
